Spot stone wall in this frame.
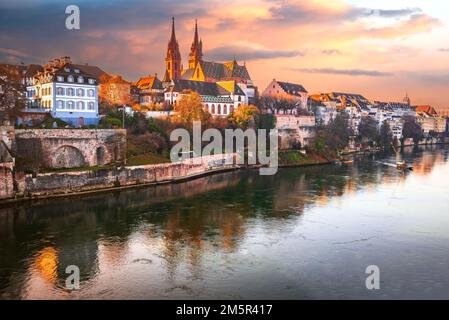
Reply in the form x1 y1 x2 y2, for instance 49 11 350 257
15 129 126 169
14 154 236 198
0 162 14 199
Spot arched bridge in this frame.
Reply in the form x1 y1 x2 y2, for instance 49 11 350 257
15 129 126 169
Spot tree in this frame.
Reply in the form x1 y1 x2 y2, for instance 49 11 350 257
378 120 393 148
258 94 306 115
315 112 352 154
402 116 423 145
173 91 210 124
358 116 378 146
228 104 259 128
0 68 27 124
254 113 276 131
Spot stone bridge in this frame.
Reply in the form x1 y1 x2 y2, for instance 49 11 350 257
15 129 126 168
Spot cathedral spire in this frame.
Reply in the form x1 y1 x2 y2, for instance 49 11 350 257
165 17 182 81
194 19 199 46
170 17 176 44
189 19 203 69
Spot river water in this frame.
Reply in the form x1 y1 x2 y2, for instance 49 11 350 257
1 145 449 299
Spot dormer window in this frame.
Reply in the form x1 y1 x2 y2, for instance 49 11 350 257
88 78 95 84
68 75 74 83
77 76 84 83
74 69 80 73
64 67 70 72
57 76 64 82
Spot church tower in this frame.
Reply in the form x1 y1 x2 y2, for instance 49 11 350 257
188 19 203 69
164 17 182 82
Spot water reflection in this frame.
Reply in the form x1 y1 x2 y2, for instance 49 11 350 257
0 145 448 299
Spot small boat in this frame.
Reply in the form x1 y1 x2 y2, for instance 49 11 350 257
397 161 413 171
342 160 354 165
396 161 407 170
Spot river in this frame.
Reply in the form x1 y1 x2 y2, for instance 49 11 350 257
1 145 449 299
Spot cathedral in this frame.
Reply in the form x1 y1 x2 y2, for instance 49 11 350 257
163 17 253 85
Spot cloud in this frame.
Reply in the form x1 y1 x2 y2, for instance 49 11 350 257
365 14 442 39
321 49 342 55
291 67 393 77
438 48 449 52
206 42 303 61
266 1 422 25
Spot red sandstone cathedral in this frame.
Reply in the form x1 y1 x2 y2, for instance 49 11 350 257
163 17 252 85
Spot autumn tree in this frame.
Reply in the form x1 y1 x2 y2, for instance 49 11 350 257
173 90 210 125
228 104 259 128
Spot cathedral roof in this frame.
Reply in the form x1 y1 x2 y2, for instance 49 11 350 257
181 68 195 80
172 79 231 96
198 60 251 81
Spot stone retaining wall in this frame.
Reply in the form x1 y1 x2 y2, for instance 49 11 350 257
13 154 236 198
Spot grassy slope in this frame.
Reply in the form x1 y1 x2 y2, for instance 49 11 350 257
278 150 330 167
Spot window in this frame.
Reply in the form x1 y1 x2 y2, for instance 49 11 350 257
67 101 74 110
230 105 234 114
64 67 70 72
68 75 74 83
223 105 227 114
77 88 84 97
77 76 84 83
67 88 74 96
57 100 64 109
57 76 64 82
238 96 242 102
57 87 64 95
217 104 221 115
74 69 80 73
211 104 215 114
88 102 95 110
77 101 84 110
88 79 95 84
88 89 94 97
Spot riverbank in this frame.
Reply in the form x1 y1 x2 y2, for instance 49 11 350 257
0 151 333 206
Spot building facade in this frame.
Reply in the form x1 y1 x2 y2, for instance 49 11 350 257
262 79 308 110
164 79 246 117
24 57 99 127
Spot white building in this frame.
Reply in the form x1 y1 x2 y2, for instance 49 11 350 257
24 57 99 127
275 115 316 148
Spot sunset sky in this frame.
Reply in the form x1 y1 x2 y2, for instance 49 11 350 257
1 0 448 109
